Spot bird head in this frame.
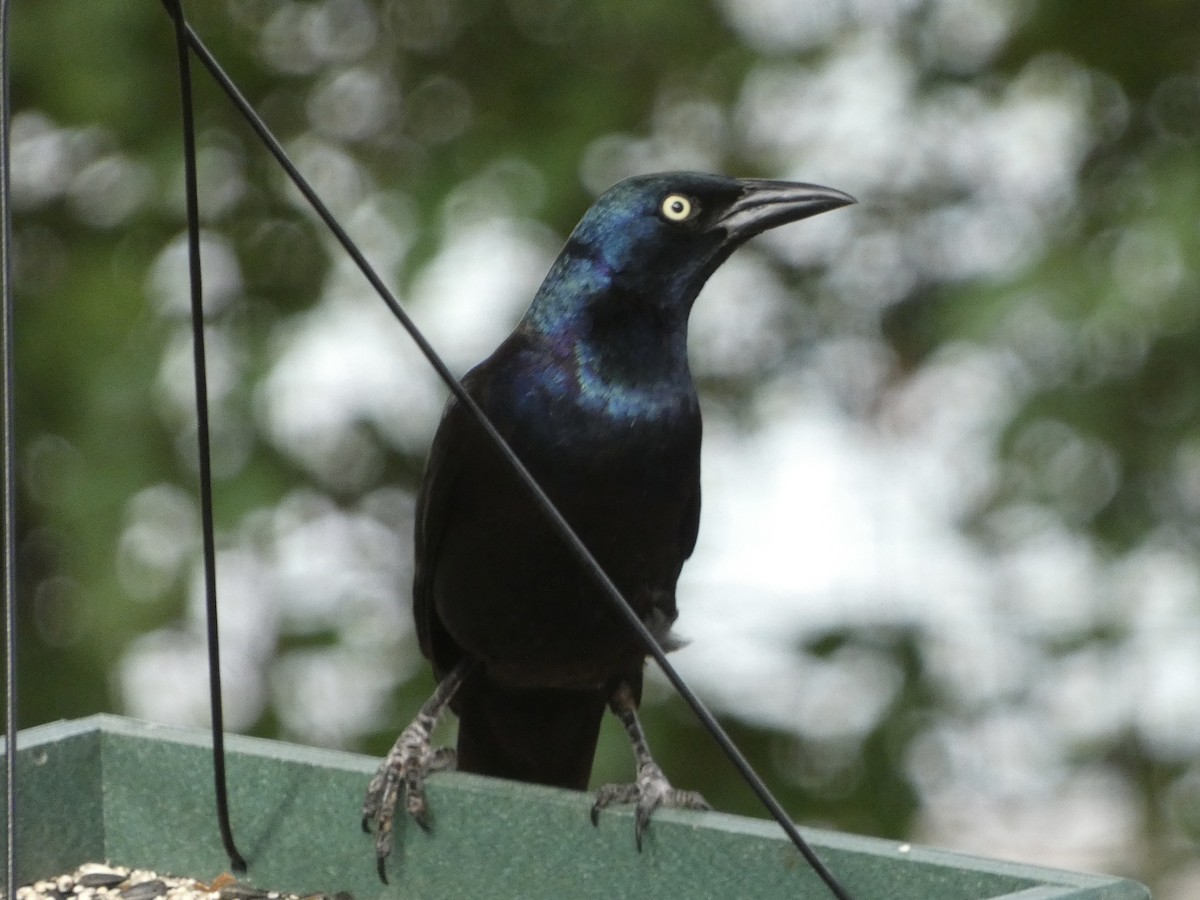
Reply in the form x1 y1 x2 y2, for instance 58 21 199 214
526 172 855 338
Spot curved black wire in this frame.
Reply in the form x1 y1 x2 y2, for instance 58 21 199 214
160 0 247 873
168 10 854 900
0 0 18 895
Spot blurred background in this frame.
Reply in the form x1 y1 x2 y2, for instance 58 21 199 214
7 0 1200 894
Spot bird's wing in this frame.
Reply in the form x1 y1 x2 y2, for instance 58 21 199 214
680 476 701 561
678 414 703 562
411 391 475 675
411 334 533 676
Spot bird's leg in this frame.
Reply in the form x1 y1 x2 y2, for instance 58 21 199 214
590 681 710 850
361 659 472 882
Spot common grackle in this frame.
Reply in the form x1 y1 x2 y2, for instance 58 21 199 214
362 172 854 878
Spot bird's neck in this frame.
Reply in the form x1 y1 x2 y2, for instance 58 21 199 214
518 252 697 421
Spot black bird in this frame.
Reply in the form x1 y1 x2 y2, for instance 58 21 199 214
362 172 854 877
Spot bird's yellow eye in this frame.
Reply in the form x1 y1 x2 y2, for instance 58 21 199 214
660 194 693 222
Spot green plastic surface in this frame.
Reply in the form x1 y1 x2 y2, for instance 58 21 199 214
1 716 1150 899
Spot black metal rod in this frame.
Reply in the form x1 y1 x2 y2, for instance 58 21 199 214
161 0 246 873
0 0 17 892
173 15 853 900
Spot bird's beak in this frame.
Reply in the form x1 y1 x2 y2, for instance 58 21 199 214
718 180 856 244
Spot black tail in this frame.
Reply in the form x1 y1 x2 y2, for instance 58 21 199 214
454 674 607 790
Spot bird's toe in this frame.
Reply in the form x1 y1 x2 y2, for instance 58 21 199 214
362 720 456 879
590 764 709 851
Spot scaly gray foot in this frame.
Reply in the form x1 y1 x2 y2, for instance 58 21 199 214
591 761 710 851
361 721 456 881
361 661 471 883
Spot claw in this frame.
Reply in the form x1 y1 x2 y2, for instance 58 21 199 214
591 762 710 851
595 682 711 851
361 719 457 876
361 661 471 882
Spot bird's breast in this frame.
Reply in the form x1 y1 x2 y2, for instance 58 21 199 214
430 356 701 689
500 349 699 461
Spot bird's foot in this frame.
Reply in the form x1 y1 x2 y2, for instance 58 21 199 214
361 720 456 882
361 661 471 882
590 761 710 851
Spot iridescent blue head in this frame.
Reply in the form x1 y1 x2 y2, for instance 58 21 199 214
514 172 854 417
523 172 854 338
